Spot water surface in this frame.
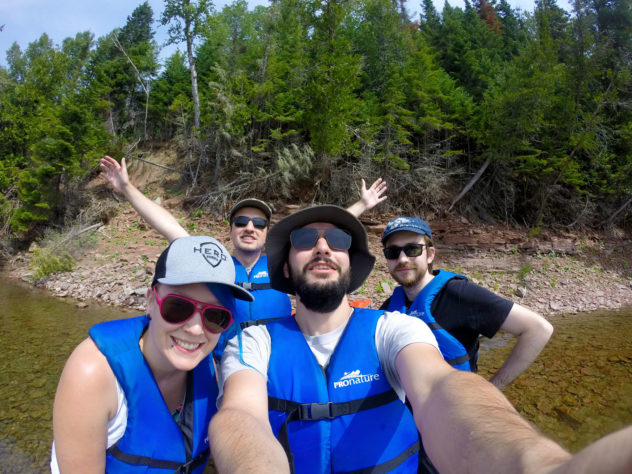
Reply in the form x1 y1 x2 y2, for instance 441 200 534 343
0 275 630 471
479 307 632 452
0 277 137 472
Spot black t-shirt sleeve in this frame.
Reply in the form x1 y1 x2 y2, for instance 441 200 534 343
379 296 392 311
431 278 514 340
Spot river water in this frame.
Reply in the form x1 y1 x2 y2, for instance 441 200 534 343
0 277 137 472
0 276 630 472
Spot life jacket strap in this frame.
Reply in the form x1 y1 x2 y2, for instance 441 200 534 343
236 281 272 290
269 390 401 474
106 444 209 473
425 321 470 368
269 389 399 420
447 353 470 367
344 440 420 474
240 317 282 329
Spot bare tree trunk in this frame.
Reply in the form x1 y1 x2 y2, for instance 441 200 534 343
448 157 491 212
601 196 632 227
185 27 204 195
186 33 201 130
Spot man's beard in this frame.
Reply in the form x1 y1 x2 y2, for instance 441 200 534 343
391 264 426 288
290 258 351 313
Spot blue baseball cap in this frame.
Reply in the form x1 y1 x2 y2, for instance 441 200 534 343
381 217 432 245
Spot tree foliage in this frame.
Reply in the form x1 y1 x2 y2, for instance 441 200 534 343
1 0 631 242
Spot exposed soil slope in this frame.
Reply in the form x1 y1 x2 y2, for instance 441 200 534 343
6 147 632 316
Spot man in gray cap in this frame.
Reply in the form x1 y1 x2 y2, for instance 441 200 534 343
209 205 632 474
380 216 552 390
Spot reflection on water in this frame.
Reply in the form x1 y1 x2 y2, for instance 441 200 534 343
0 277 137 473
479 307 632 452
0 275 630 471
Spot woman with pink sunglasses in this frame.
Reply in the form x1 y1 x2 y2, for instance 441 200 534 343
51 236 252 473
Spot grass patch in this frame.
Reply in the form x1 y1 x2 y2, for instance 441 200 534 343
28 248 75 282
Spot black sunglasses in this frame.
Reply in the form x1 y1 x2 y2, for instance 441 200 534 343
233 215 268 229
290 228 352 251
383 243 426 260
153 288 233 333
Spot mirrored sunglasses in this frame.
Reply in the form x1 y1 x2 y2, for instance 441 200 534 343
232 215 268 229
153 287 233 333
290 228 352 251
383 243 425 260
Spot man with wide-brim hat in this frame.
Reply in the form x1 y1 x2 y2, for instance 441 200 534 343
209 204 628 474
265 205 375 295
216 205 429 472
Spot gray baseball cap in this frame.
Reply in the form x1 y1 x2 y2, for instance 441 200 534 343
152 236 253 301
266 205 376 295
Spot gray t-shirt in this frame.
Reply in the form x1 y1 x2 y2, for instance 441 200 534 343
218 310 439 403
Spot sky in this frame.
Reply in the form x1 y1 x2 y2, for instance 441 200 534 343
0 0 572 68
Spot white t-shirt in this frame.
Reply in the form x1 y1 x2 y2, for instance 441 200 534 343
218 310 439 403
50 378 128 473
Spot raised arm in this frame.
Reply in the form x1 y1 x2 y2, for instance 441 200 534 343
52 338 119 473
346 178 387 218
100 156 189 242
490 303 554 390
209 369 289 473
396 343 571 473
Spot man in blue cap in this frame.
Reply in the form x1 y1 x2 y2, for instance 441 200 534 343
380 216 553 389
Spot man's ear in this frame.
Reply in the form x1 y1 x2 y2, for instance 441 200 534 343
426 246 436 265
146 287 154 318
283 262 289 279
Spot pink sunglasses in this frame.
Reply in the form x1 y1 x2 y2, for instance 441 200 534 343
153 287 233 333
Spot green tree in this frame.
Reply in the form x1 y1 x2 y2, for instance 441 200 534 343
84 2 157 139
252 0 311 153
149 50 193 138
2 33 108 235
161 0 213 131
350 0 415 168
430 3 506 100
303 0 361 161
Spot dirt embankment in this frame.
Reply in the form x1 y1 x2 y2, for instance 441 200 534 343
6 199 632 318
5 146 632 315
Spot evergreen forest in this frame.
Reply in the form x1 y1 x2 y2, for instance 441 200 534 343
1 0 631 246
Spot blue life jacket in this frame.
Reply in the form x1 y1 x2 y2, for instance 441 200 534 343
89 316 217 473
266 308 420 473
233 255 292 323
215 256 292 359
388 270 471 371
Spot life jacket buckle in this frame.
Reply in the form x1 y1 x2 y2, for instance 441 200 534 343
240 282 253 290
298 402 334 420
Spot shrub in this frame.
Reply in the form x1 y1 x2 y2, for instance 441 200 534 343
28 247 75 282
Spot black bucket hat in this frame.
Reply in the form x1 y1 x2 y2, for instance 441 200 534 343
266 205 376 295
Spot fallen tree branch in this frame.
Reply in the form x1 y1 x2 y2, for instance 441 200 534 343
132 156 189 175
601 195 632 227
448 157 491 212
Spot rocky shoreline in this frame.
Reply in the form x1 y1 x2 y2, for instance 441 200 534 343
5 207 632 317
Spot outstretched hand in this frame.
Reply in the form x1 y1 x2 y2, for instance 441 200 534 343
360 178 388 212
100 156 130 195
